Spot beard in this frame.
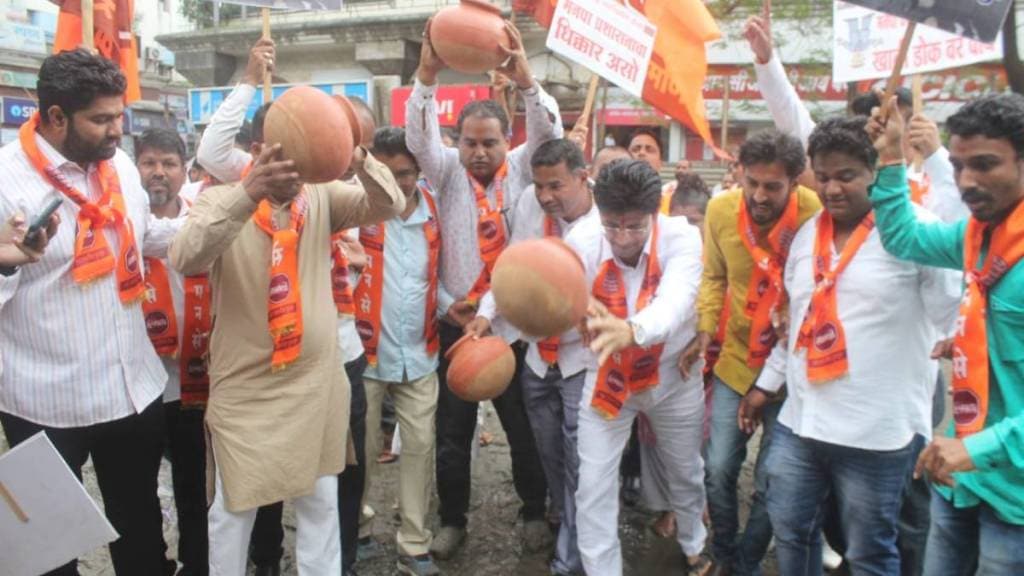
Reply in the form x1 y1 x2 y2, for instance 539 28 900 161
147 189 171 207
63 122 118 164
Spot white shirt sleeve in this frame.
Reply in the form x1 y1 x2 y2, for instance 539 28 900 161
404 79 460 193
921 146 969 224
755 342 788 394
753 55 816 148
196 83 256 183
631 220 703 345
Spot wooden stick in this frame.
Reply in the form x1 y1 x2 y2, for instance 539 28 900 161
81 0 94 49
262 8 272 104
912 74 924 171
720 74 731 150
579 74 601 129
0 481 28 523
882 22 916 106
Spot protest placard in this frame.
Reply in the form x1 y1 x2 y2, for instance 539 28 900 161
545 0 657 98
833 1 1002 84
214 0 341 8
844 0 1011 44
0 433 117 576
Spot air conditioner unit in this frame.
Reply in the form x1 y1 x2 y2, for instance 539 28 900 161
145 47 161 61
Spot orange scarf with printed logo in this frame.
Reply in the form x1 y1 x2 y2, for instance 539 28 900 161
952 201 1024 437
590 221 664 419
19 113 145 303
795 212 875 384
331 231 356 315
738 192 799 368
142 256 212 407
537 216 562 365
252 195 307 371
465 163 509 306
354 186 441 366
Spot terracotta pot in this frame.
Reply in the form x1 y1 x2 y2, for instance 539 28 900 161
429 0 511 74
264 86 354 183
491 237 588 339
445 334 515 402
332 95 363 147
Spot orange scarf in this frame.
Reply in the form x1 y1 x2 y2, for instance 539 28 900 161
331 231 356 315
142 256 212 407
704 293 731 377
354 186 441 366
738 192 800 368
795 212 875 384
465 163 509 306
537 216 562 366
252 195 308 371
909 174 930 206
19 113 145 303
952 201 1024 437
591 220 664 419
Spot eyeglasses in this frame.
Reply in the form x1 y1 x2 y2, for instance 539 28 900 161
602 220 651 238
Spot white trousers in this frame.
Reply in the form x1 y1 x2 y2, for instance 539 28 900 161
576 373 708 575
208 470 341 576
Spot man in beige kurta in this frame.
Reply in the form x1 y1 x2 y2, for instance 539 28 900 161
169 143 403 575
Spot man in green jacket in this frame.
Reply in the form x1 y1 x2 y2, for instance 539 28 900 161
867 93 1024 575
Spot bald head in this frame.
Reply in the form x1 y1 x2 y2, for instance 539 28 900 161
590 146 630 179
348 96 376 148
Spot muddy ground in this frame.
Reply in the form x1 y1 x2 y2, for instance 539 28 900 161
1 403 779 576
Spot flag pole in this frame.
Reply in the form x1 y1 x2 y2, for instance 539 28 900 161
262 8 272 104
912 74 924 171
81 0 94 49
882 22 916 110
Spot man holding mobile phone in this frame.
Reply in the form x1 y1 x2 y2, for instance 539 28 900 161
0 50 181 575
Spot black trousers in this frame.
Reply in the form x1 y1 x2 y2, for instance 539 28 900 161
339 354 368 572
248 355 368 572
435 321 547 528
163 401 208 576
0 398 166 576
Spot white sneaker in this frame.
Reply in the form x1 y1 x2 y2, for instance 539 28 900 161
822 539 843 570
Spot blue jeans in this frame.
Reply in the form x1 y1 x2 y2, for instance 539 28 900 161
704 377 780 575
922 489 1024 575
765 423 918 576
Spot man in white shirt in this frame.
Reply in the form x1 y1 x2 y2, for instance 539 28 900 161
194 38 375 576
466 139 598 575
568 159 708 575
136 128 211 576
0 50 179 575
407 20 560 558
739 116 960 575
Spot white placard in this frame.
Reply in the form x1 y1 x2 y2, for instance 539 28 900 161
212 0 342 9
833 1 1002 84
0 433 118 576
545 0 657 98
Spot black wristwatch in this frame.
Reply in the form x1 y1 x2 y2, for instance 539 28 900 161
0 265 19 277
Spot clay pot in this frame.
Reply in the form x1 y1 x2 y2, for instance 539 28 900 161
332 95 363 147
490 237 588 339
264 86 354 183
445 334 515 402
429 0 511 74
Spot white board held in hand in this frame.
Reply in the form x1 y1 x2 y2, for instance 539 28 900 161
0 432 117 576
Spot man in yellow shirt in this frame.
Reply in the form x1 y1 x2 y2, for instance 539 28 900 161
680 130 820 575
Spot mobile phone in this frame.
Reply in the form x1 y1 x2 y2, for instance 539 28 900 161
24 197 63 243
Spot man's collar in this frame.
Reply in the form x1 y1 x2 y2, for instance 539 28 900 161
34 130 88 173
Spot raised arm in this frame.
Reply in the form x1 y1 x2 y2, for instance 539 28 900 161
745 4 815 147
196 40 274 183
170 144 296 275
867 97 965 270
327 150 405 231
405 20 459 190
908 113 969 223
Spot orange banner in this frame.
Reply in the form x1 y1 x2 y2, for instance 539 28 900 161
54 0 140 103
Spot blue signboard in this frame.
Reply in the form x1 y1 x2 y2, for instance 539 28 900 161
2 97 38 126
189 81 371 125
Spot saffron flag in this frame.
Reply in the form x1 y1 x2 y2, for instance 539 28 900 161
517 0 723 156
53 0 141 103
